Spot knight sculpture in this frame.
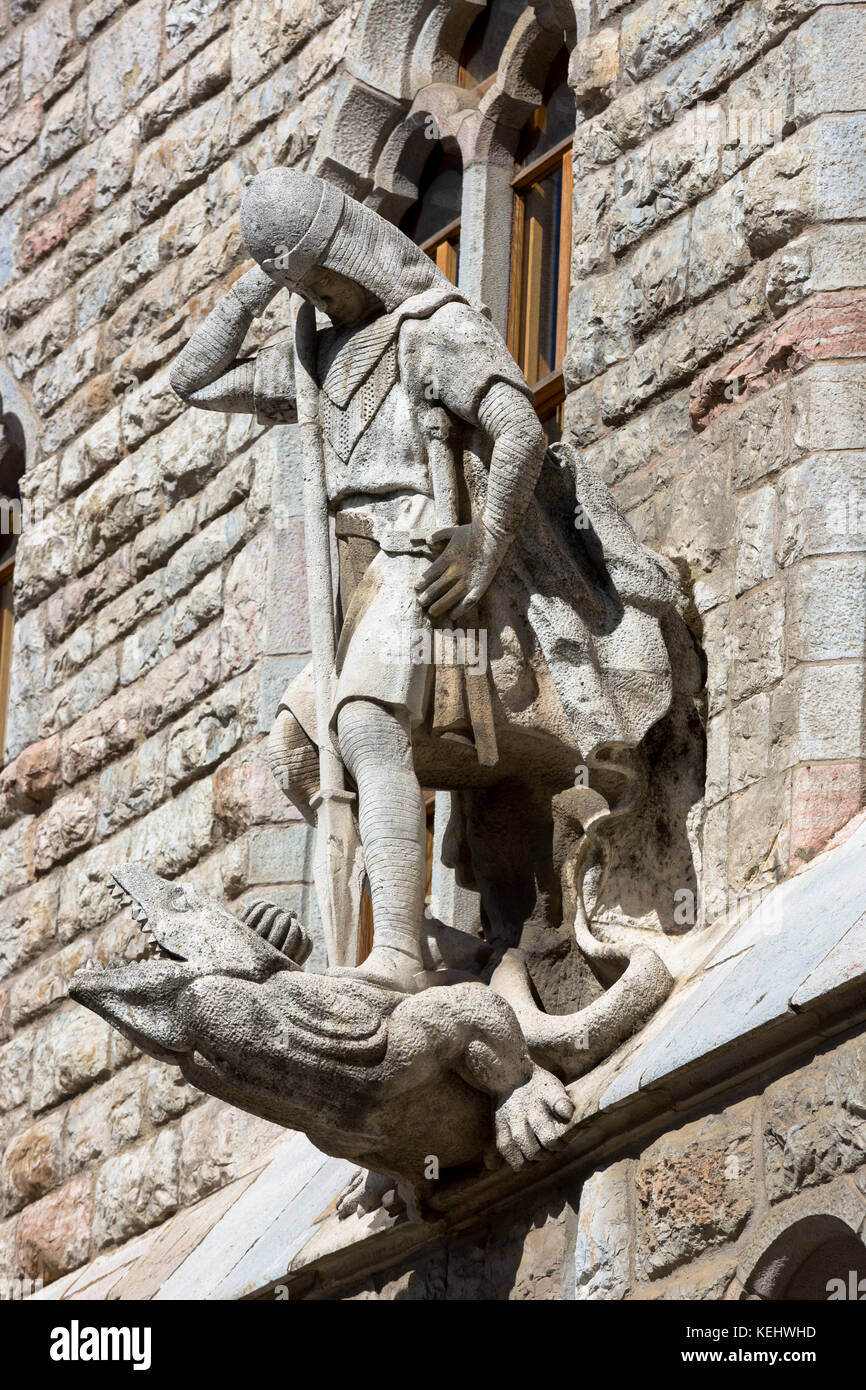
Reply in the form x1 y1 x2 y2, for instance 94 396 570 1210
72 167 686 1211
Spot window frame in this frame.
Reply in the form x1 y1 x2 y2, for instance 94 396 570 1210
420 213 462 285
508 131 573 430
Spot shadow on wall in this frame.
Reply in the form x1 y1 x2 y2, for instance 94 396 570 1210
743 1214 866 1301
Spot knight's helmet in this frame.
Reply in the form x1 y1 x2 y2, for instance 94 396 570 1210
240 167 451 312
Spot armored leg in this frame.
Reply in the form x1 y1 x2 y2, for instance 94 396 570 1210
266 707 319 824
335 698 427 991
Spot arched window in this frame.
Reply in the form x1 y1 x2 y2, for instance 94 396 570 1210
508 47 574 442
458 0 526 90
0 411 25 763
741 1213 866 1301
400 146 463 285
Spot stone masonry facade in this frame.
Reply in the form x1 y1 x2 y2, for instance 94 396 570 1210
330 1027 866 1300
0 0 864 1296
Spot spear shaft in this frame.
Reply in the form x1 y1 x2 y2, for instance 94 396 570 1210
292 295 363 967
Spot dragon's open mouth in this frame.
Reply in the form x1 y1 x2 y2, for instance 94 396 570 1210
75 872 187 981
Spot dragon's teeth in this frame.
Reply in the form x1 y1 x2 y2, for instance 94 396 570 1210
131 906 148 923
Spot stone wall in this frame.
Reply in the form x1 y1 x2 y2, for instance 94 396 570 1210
563 0 866 927
0 0 353 1290
329 1028 866 1300
0 0 863 1299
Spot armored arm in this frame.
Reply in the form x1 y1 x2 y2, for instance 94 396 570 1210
170 266 282 413
476 379 546 551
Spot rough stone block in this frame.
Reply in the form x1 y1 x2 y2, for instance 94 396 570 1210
794 5 866 122
634 1103 755 1280
179 1097 283 1205
15 1173 91 1283
689 175 750 304
777 452 866 563
730 692 770 794
574 1159 632 1299
164 680 245 790
64 1066 145 1176
731 382 789 490
1 1111 64 1214
771 662 866 767
96 730 168 839
0 879 57 978
787 556 866 662
92 1127 181 1249
791 361 866 454
735 485 775 594
128 777 216 878
764 1037 866 1202
791 761 866 867
87 0 161 133
732 580 785 700
728 769 791 892
21 0 73 101
30 1007 114 1112
0 1030 32 1113
620 0 733 85
33 787 97 872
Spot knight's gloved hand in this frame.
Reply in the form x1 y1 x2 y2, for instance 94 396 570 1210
231 266 281 319
415 518 507 621
241 900 313 965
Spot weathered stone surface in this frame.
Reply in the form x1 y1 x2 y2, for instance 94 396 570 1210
640 1252 738 1300
731 581 785 701
790 761 866 868
96 730 167 838
15 1174 92 1283
88 0 161 133
165 680 245 791
728 770 791 893
1 1110 64 1214
777 451 866 564
213 741 296 831
64 1066 145 1176
92 1127 181 1249
730 692 770 794
771 663 866 767
1 0 864 1303
30 1008 115 1112
220 532 268 678
179 1097 283 1205
574 1159 632 1299
634 1104 755 1280
0 880 57 978
787 556 866 662
21 0 74 102
0 1030 32 1113
33 788 97 872
569 27 619 112
764 1037 866 1203
734 485 774 595
731 383 789 490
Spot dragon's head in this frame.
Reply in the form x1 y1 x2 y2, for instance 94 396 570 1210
69 866 296 1062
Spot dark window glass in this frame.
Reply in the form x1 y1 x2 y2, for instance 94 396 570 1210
458 0 526 88
401 148 462 285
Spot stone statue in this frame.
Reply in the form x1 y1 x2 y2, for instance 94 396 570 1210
73 167 686 1205
71 867 578 1213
